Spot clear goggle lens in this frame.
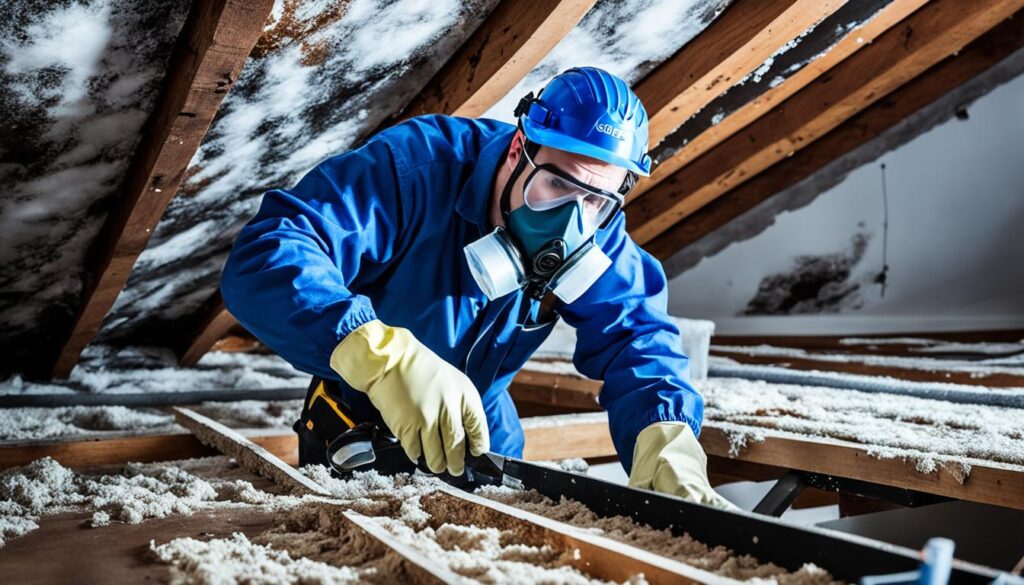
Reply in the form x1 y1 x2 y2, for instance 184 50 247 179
522 167 621 235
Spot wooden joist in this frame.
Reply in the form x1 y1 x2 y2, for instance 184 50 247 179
172 407 329 495
633 0 928 198
627 0 1024 246
636 0 848 148
337 509 466 584
395 0 595 120
699 426 1024 512
510 369 602 411
645 12 1024 260
0 430 298 470
425 486 731 585
48 0 276 378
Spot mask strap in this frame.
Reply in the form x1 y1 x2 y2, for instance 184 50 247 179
499 133 540 225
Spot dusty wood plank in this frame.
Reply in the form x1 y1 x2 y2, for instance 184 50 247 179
699 426 1024 512
633 0 927 198
172 407 330 495
628 0 1024 246
637 0 848 148
49 0 276 378
645 12 1024 260
0 420 619 471
522 419 615 460
0 430 297 470
510 369 602 410
396 0 595 120
178 292 238 366
0 508 279 584
426 486 733 585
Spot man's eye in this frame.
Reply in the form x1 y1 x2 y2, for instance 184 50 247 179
547 176 569 191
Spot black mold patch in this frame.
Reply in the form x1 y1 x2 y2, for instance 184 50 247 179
743 233 869 315
652 0 891 163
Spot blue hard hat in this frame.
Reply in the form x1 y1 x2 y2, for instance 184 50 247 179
515 67 652 176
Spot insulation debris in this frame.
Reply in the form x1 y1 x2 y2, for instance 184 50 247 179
0 456 293 548
0 346 310 395
474 485 836 584
700 377 1024 476
151 470 640 584
712 343 1024 376
151 532 363 585
192 399 303 430
0 405 178 442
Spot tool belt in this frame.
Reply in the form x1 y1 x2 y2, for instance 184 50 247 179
294 377 358 454
294 376 415 476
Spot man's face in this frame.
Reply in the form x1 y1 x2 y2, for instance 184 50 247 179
505 133 628 227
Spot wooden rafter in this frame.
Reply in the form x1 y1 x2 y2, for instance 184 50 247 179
631 0 928 199
627 0 1024 246
177 288 236 367
395 0 596 120
48 0 276 378
645 13 1024 260
182 0 596 365
635 0 849 148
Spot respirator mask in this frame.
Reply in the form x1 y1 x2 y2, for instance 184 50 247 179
464 138 635 303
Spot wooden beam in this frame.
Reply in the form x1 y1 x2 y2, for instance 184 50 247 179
424 486 731 585
627 0 1024 246
0 430 298 470
395 0 595 120
699 426 1024 511
633 0 928 199
339 509 467 584
48 0 275 378
177 291 237 366
636 0 849 148
645 13 1024 260
510 368 602 411
522 417 614 460
172 407 330 495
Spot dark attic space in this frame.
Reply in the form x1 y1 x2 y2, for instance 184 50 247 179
1 0 1023 582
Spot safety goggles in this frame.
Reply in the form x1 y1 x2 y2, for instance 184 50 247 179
521 147 628 236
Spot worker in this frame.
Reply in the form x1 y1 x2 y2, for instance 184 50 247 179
221 67 733 508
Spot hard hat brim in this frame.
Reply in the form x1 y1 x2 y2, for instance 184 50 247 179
521 117 652 176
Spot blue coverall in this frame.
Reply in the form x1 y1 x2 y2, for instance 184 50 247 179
220 114 703 472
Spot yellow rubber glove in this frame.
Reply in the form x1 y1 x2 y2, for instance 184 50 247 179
329 320 489 476
628 422 738 510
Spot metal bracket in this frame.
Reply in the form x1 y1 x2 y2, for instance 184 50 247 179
753 471 806 516
752 470 951 517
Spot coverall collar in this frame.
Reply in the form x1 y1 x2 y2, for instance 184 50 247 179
456 128 516 231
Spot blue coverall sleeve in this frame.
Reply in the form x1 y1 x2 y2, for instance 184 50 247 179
220 138 408 379
557 213 703 474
